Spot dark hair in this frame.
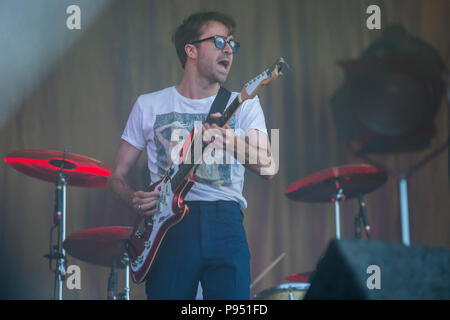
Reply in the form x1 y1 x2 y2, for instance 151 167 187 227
173 12 236 68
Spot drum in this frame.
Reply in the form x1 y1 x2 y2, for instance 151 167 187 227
254 282 310 300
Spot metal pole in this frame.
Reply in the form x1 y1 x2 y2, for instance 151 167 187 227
124 264 130 300
333 188 344 240
399 177 410 246
58 181 67 300
334 200 341 240
122 252 130 300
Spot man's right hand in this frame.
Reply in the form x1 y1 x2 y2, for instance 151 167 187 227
132 190 160 216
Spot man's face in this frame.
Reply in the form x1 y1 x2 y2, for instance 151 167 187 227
194 21 234 84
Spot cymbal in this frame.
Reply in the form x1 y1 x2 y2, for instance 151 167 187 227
63 227 132 268
284 164 387 203
4 149 111 188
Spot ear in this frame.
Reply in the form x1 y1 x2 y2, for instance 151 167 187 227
184 44 198 60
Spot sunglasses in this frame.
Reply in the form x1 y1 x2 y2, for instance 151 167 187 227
189 35 240 53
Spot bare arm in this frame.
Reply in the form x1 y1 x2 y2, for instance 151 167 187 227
107 140 159 215
237 128 277 180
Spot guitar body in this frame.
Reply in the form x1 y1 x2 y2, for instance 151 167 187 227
129 175 194 283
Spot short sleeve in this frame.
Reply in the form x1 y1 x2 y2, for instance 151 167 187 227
237 96 268 135
121 96 146 150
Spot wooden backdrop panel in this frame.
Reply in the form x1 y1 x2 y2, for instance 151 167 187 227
0 0 448 299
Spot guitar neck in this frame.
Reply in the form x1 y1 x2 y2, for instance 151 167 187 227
211 94 241 127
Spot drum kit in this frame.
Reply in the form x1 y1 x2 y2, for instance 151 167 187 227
5 149 131 300
5 150 389 300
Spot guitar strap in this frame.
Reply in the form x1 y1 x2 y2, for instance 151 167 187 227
205 86 231 125
190 86 231 174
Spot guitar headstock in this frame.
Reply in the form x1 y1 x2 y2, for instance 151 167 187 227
241 57 289 100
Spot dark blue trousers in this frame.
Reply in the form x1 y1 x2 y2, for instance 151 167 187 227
145 200 251 300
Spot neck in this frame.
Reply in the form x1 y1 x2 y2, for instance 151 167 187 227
176 65 220 99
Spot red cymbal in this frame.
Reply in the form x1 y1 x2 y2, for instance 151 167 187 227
63 227 132 268
4 149 111 188
284 164 387 202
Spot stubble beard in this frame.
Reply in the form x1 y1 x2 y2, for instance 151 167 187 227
197 57 230 86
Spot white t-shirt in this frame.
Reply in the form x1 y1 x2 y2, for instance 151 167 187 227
121 86 267 209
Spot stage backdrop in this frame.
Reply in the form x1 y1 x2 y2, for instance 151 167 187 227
0 0 449 299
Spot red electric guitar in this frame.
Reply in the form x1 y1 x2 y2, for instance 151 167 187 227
129 57 288 283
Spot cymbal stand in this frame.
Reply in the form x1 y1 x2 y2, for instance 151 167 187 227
354 193 371 240
47 162 68 300
120 251 130 300
107 241 130 300
331 187 345 239
107 248 130 300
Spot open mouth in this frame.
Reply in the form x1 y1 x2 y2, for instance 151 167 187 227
218 59 230 70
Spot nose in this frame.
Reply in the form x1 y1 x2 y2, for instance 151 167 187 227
223 41 233 54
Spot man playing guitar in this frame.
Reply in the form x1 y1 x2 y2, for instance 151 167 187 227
107 11 276 299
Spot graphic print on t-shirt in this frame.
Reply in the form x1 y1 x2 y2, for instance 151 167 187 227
153 112 236 186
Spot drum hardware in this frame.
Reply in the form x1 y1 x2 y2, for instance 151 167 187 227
254 269 314 300
49 153 68 301
63 226 133 300
107 241 130 300
5 149 112 300
332 187 344 239
107 256 130 300
285 164 387 239
354 193 371 239
121 249 131 300
254 282 311 300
